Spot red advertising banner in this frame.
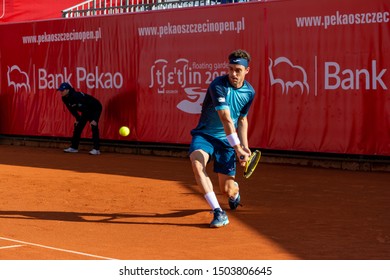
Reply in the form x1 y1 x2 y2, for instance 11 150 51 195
133 7 262 143
0 0 389 156
264 0 390 155
0 15 138 141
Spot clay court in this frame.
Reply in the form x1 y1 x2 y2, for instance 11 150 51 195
0 144 389 260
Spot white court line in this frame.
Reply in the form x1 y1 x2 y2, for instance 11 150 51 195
0 245 24 250
0 237 117 260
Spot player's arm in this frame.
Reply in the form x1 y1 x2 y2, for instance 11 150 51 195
217 109 249 166
237 115 251 155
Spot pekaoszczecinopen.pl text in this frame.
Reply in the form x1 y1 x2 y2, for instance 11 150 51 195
296 10 389 29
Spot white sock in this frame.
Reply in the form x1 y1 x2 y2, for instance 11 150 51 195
204 192 221 210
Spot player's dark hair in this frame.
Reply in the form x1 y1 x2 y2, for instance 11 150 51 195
228 49 251 63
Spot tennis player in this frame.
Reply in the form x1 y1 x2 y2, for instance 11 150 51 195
189 49 256 228
57 82 103 155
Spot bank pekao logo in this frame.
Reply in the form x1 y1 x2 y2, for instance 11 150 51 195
7 65 31 93
176 87 206 114
268 57 309 95
5 64 123 93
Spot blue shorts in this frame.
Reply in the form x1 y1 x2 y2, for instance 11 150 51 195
189 132 236 176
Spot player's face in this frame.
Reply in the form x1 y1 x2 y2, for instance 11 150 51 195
228 64 249 88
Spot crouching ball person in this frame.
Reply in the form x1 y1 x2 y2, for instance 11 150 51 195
57 82 103 155
189 50 256 228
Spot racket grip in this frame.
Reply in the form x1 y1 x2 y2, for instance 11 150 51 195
239 155 244 160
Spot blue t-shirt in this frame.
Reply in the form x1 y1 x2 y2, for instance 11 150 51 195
191 75 255 139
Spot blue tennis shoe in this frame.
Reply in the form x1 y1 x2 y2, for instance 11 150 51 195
229 193 241 210
210 208 229 228
229 182 241 210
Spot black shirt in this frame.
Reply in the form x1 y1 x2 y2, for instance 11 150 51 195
62 89 102 121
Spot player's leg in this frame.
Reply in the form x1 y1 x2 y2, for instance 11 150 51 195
218 173 241 210
189 149 213 194
189 134 215 194
214 146 241 210
189 134 228 227
190 149 224 211
217 174 238 199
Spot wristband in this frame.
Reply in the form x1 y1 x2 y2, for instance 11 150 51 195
226 132 241 147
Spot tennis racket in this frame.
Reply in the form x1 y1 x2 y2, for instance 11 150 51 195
243 150 261 178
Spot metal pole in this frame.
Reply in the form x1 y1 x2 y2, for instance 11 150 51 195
93 0 96 15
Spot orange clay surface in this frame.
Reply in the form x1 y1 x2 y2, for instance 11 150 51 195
0 144 389 260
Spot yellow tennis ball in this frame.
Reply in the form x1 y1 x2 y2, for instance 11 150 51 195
119 126 130 137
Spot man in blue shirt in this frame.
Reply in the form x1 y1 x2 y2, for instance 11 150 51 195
189 49 256 228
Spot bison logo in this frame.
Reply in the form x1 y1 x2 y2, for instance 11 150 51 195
269 57 310 95
7 65 31 93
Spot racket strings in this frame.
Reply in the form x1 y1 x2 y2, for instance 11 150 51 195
244 151 261 178
248 154 259 170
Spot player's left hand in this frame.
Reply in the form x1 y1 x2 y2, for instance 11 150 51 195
236 147 250 167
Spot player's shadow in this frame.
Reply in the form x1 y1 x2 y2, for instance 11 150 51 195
0 209 210 228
